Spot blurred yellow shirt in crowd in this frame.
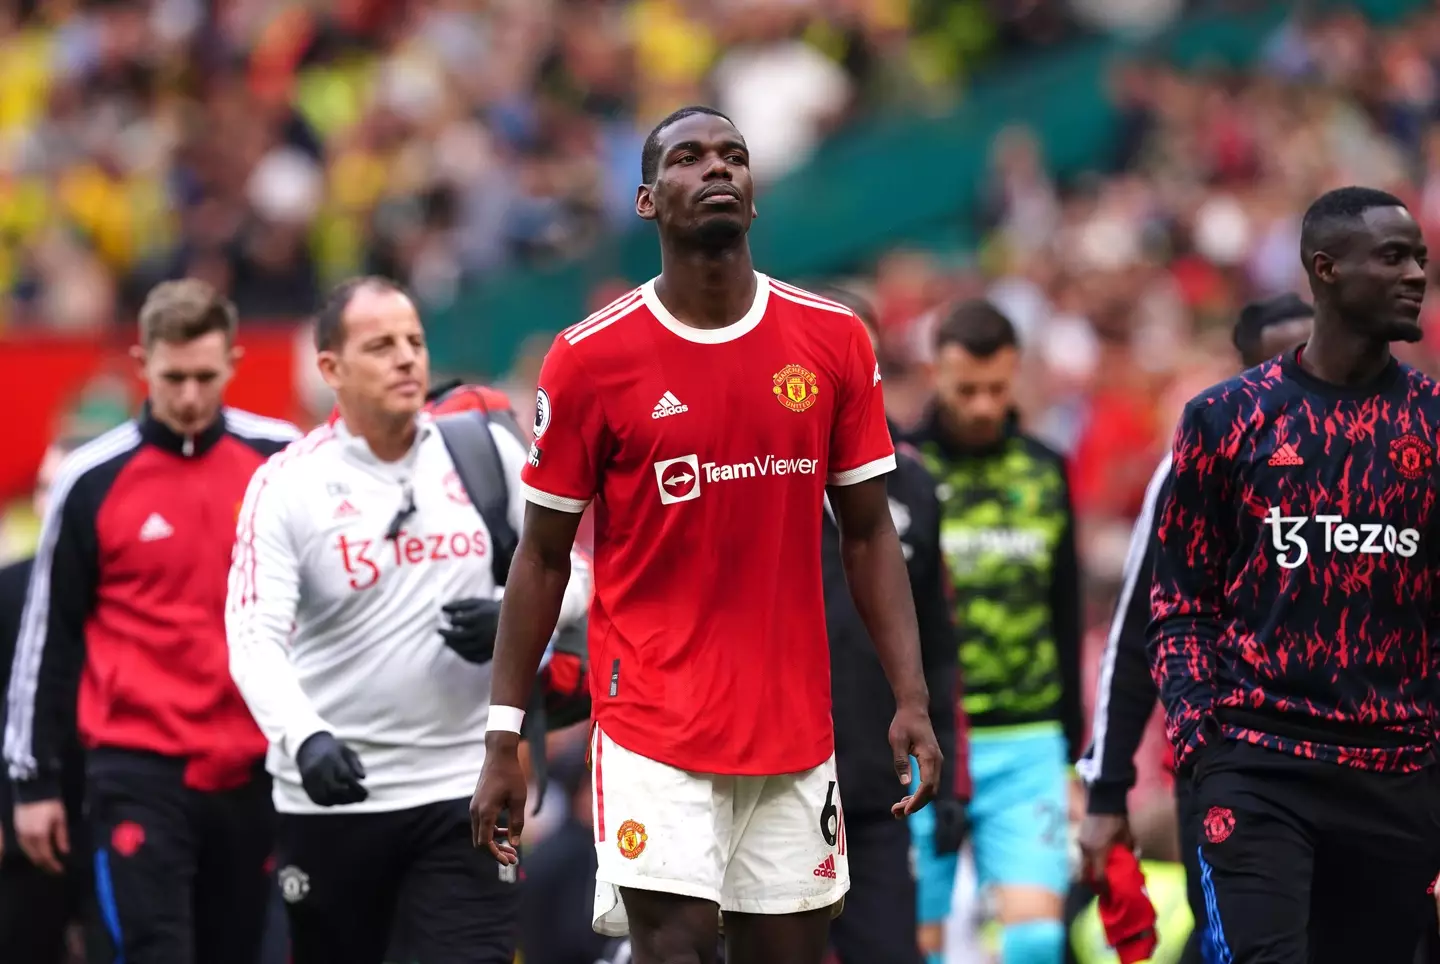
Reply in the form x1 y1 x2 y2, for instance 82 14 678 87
57 164 137 267
628 0 716 121
294 57 379 143
0 26 54 136
0 501 40 566
315 147 392 281
0 176 50 319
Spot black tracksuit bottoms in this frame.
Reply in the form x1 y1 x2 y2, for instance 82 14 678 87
87 748 275 964
0 776 98 963
828 811 922 964
275 796 519 964
1187 739 1440 964
1174 777 1205 964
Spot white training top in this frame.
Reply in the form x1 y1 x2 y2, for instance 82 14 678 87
225 412 592 814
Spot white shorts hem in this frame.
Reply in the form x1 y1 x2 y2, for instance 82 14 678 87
593 920 630 939
594 874 721 906
592 876 723 937
721 886 849 917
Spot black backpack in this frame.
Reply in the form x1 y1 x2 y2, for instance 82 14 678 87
434 407 590 804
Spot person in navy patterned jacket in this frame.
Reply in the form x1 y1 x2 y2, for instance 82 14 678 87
1148 186 1440 964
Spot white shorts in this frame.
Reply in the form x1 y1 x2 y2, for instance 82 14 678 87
589 724 850 937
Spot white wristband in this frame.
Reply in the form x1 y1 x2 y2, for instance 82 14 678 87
488 705 526 735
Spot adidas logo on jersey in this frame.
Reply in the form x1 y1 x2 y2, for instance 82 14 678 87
813 855 837 879
139 512 174 543
1268 442 1304 467
652 391 688 420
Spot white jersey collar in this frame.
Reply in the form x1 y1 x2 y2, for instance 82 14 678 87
642 271 770 345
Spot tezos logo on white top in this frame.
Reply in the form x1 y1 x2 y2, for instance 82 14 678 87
653 454 820 504
533 388 552 439
1263 507 1419 570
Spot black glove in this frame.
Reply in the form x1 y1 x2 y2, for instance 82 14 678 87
295 732 368 807
439 597 502 664
932 797 970 855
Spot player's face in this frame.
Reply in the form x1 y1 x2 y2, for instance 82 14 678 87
1250 317 1312 366
637 113 756 248
933 343 1018 448
1323 206 1428 343
318 288 430 421
134 330 238 437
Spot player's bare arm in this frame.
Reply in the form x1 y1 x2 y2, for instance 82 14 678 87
827 475 941 816
470 502 584 862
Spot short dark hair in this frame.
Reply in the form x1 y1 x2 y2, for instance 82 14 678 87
138 279 238 349
934 299 1018 358
640 105 735 184
313 275 408 352
1300 186 1409 275
1233 292 1313 364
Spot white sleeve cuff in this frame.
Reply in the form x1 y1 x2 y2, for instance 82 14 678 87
522 483 590 513
283 719 333 761
828 454 897 486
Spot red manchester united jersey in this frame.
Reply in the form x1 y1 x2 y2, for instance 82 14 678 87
521 273 896 774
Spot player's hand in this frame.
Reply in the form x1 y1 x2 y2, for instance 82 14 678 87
1077 812 1133 895
439 597 502 664
889 701 942 817
295 732 368 807
15 798 69 874
471 734 526 865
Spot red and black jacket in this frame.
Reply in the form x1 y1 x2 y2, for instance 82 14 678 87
4 405 298 798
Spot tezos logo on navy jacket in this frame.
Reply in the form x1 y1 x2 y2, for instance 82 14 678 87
1262 507 1419 570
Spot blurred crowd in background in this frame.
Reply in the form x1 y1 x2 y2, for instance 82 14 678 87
8 1 1440 952
0 0 1189 330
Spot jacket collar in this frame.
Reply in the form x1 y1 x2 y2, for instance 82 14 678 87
329 408 434 468
139 402 227 458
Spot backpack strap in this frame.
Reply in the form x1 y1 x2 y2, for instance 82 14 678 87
433 409 551 808
434 411 518 587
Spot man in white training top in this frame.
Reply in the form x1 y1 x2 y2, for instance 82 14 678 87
225 276 591 964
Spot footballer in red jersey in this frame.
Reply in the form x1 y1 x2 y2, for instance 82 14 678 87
471 106 941 964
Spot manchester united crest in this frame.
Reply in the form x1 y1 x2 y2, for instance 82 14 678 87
442 469 471 505
1389 433 1434 481
278 865 311 904
111 820 146 857
772 364 819 413
1203 806 1235 845
616 819 648 860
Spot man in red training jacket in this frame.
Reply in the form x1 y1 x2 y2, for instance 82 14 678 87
4 279 299 964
